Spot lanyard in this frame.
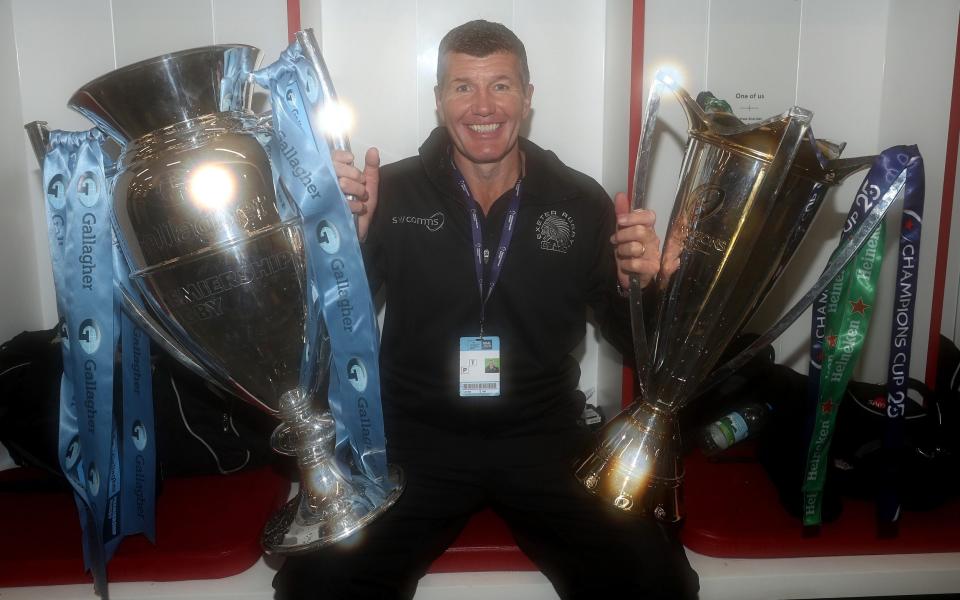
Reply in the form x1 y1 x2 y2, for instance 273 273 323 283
452 167 521 336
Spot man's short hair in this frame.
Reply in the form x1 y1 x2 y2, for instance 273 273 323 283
436 20 530 89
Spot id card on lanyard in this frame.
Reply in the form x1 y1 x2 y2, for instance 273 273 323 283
453 166 521 398
459 336 501 397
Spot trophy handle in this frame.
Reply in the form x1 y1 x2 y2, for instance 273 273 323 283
294 29 362 231
25 120 50 164
695 167 908 400
624 74 673 399
295 30 351 156
248 29 360 231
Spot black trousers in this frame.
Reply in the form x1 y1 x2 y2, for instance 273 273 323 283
273 426 699 599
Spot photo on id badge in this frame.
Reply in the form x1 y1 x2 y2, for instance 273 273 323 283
459 336 501 397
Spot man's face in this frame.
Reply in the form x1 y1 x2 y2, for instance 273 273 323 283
435 51 533 168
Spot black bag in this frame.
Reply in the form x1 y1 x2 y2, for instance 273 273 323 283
0 326 65 481
831 376 957 511
752 337 960 520
0 327 275 483
688 333 960 520
934 334 960 455
151 352 276 478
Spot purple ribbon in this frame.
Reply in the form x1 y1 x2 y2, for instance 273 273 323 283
878 148 925 529
452 167 521 337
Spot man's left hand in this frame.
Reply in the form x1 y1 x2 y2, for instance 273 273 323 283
610 192 660 290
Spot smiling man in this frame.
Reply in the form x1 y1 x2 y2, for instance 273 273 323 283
274 20 698 600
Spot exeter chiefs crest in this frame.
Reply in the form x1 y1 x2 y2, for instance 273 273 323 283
536 210 576 253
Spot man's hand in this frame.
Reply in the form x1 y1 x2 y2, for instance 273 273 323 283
610 192 661 290
331 147 380 241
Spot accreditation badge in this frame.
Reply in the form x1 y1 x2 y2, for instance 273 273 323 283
459 336 501 397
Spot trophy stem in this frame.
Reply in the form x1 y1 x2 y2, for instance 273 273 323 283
262 389 404 554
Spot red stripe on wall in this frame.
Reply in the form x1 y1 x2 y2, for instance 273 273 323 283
287 0 301 43
926 11 960 389
622 0 645 408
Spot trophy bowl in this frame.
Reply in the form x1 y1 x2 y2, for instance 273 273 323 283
68 43 402 554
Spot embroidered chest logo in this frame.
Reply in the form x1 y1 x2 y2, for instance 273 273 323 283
535 210 576 253
392 211 445 232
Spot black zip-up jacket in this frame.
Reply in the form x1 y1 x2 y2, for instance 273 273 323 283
364 127 630 447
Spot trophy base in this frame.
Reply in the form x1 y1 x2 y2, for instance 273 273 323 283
574 403 684 522
261 464 405 555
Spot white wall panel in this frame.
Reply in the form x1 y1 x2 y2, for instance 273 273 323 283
516 0 606 180
213 0 287 68
794 0 886 156
707 0 801 123
0 0 42 342
113 0 214 66
602 0 632 197
11 0 117 329
642 0 709 246
310 0 421 166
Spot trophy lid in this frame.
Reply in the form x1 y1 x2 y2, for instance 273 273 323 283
68 44 260 145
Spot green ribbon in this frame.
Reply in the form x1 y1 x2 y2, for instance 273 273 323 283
802 224 885 526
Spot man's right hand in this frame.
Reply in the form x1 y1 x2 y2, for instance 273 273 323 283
611 192 661 290
332 147 380 242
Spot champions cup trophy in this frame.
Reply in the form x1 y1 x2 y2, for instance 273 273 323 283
574 72 906 521
28 32 402 555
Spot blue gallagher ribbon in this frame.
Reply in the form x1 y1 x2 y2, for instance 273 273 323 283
44 132 100 583
47 129 115 594
804 145 923 528
877 149 925 529
113 237 157 542
252 41 392 502
44 130 158 596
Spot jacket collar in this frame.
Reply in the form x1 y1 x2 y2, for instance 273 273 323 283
418 127 578 205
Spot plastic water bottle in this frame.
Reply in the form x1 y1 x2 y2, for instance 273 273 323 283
700 401 773 455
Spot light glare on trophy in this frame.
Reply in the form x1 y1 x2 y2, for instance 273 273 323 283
46 38 402 554
574 72 888 522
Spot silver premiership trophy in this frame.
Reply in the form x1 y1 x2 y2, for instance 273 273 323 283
575 72 905 521
29 36 402 554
